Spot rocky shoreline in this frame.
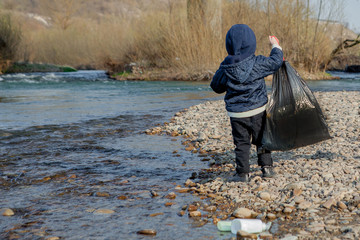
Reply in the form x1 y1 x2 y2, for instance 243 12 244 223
147 91 360 239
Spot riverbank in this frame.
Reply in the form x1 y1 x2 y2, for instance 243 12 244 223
109 67 340 82
1 62 77 74
147 91 360 239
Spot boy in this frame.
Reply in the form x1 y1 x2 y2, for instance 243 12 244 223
210 24 283 182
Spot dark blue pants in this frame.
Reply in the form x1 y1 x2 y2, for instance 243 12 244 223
230 111 272 174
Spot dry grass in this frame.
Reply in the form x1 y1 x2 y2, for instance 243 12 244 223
2 0 351 74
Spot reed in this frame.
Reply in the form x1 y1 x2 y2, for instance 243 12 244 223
9 0 346 74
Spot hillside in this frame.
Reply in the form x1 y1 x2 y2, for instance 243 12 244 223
1 0 359 77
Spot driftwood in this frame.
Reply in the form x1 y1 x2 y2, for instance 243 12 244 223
325 34 360 69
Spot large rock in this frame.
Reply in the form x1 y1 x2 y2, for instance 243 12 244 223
232 208 253 218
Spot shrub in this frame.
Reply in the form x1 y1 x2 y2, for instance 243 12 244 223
0 13 22 70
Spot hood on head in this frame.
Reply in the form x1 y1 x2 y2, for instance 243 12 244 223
225 24 256 63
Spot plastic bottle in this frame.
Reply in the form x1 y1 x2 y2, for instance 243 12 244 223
217 221 232 232
230 219 271 234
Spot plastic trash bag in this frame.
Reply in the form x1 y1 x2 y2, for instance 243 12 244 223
262 61 331 151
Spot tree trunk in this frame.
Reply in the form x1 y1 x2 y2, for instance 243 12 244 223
324 34 360 70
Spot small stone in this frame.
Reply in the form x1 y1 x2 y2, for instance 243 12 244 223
185 179 196 187
205 206 217 212
2 208 14 216
337 201 347 209
323 198 336 209
208 193 217 198
259 192 271 201
185 146 195 151
266 213 277 220
150 190 159 197
293 188 303 196
117 195 127 200
259 232 273 240
233 208 253 218
165 192 176 199
94 209 115 214
137 229 157 236
283 207 293 214
294 196 305 204
279 235 298 240
188 205 198 212
237 230 258 239
178 210 185 216
149 212 164 217
96 192 110 197
175 187 190 193
306 223 325 233
189 211 201 217
165 202 175 207
213 217 220 225
46 237 60 240
297 201 312 210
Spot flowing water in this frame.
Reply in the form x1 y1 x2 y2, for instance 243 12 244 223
0 70 359 240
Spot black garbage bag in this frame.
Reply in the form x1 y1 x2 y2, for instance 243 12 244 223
262 61 331 151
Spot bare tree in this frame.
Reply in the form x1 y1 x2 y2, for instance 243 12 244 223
187 0 222 36
39 0 80 30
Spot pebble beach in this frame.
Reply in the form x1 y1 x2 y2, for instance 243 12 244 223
147 91 360 239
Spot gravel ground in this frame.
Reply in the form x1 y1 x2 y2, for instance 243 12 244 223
147 91 360 239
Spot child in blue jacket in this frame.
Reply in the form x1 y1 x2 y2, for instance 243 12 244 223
210 24 283 182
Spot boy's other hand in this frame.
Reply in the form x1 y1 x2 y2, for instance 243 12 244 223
269 36 280 45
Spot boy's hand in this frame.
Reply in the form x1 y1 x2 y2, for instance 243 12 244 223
269 36 280 45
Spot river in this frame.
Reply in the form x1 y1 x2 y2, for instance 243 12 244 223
0 70 359 239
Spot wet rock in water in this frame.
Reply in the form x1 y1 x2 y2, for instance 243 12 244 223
137 229 157 236
149 212 164 217
205 206 217 212
188 204 198 212
96 192 110 197
232 208 253 218
2 208 14 216
165 192 176 199
189 211 201 217
150 190 159 197
178 210 185 216
117 195 127 200
185 179 196 187
94 209 115 214
165 202 175 207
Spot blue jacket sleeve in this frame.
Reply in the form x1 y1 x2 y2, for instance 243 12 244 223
253 47 283 78
210 68 227 94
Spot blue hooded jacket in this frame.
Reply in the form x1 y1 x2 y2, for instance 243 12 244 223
210 24 283 113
